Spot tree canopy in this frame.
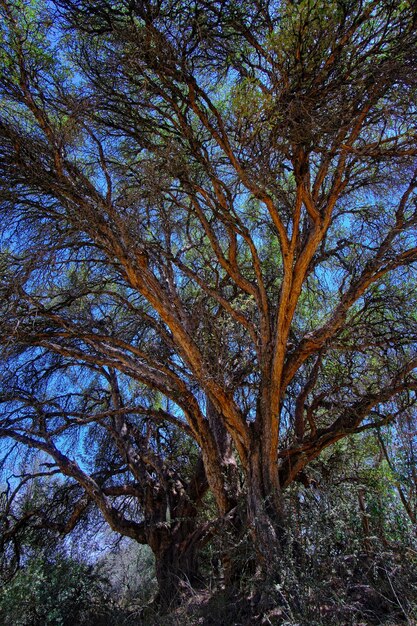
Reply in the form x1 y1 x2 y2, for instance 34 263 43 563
1 0 417 609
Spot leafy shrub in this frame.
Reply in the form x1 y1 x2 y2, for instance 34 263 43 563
0 554 110 626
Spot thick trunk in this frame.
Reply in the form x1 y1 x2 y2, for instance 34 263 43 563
147 501 205 609
206 398 240 515
246 443 286 576
205 398 243 584
152 530 201 609
143 421 241 607
144 457 208 609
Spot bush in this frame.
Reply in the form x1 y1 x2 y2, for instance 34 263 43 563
0 554 111 626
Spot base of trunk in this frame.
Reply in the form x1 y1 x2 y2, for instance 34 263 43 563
152 536 201 610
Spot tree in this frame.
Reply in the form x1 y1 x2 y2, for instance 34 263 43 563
1 0 417 605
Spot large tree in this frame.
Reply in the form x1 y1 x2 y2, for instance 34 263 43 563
1 0 417 604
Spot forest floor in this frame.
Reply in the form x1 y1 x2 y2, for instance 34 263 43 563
136 582 411 626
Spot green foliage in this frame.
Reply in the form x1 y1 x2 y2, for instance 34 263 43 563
0 554 110 626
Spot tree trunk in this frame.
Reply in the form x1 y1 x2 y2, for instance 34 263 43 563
151 530 201 609
246 444 286 578
143 457 208 609
206 398 240 515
